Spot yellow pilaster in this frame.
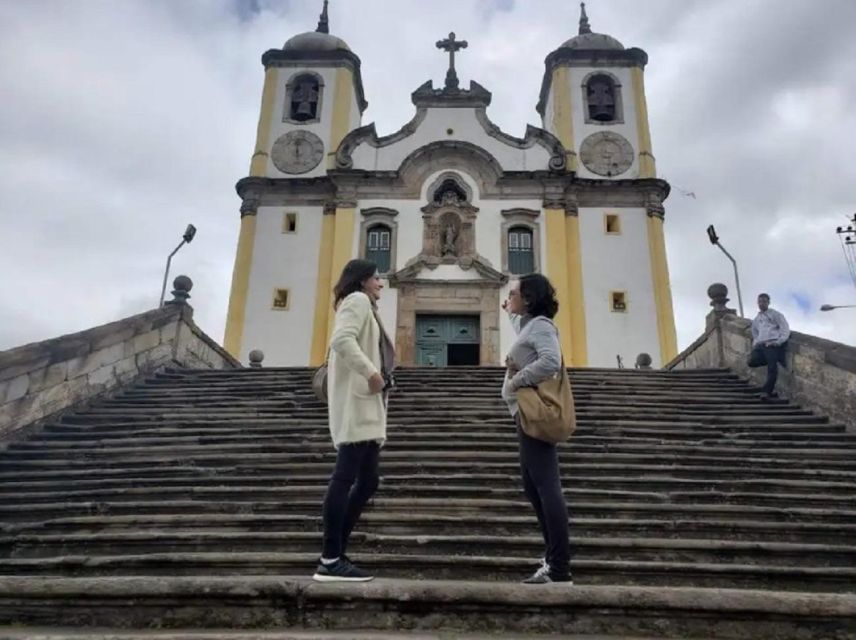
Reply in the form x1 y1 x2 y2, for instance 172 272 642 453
631 67 656 179
564 213 587 366
327 68 355 169
223 212 258 359
325 206 358 342
309 211 337 366
249 67 278 177
647 214 678 364
544 208 573 359
550 67 577 172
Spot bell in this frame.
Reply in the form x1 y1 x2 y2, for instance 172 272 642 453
295 101 314 117
590 104 615 122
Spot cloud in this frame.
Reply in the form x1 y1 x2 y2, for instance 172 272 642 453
1 0 855 355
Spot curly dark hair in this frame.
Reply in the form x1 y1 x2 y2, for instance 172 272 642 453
518 273 559 319
333 259 378 309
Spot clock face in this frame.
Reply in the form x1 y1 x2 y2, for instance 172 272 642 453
271 131 325 174
579 132 634 177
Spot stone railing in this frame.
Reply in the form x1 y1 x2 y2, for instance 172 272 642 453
0 276 240 442
667 283 856 431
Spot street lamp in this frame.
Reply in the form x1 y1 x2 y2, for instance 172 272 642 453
706 225 744 317
159 224 197 307
820 304 856 312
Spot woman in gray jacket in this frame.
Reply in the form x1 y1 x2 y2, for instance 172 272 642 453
503 273 572 584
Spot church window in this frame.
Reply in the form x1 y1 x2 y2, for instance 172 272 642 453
605 213 621 234
584 73 623 124
508 227 534 275
272 288 290 310
366 224 392 274
611 291 627 313
433 178 468 205
283 212 298 233
285 73 323 124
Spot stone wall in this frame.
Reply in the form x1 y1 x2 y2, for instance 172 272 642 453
668 305 856 432
0 303 240 442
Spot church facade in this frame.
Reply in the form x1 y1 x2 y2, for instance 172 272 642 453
224 2 678 369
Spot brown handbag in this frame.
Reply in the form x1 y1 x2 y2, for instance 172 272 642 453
516 357 576 444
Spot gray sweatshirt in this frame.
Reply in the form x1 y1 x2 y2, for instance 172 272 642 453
502 313 563 416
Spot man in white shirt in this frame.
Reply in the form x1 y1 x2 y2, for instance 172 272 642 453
748 293 790 400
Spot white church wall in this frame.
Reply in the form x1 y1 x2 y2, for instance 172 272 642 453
568 66 642 181
242 205 323 365
263 67 354 180
352 108 552 172
578 206 660 368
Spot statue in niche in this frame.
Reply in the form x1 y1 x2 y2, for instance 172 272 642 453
442 221 458 256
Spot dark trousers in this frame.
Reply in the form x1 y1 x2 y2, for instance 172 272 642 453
516 416 571 576
321 441 380 559
747 343 787 394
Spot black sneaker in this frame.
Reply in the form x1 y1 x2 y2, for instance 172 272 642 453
312 557 374 582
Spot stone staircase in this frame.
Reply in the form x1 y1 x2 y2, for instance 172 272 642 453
1 366 855 639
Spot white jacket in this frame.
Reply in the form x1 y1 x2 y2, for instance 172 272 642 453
327 291 386 448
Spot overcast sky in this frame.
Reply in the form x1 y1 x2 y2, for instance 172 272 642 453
2 0 855 356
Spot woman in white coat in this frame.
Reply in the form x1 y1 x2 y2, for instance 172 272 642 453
312 259 395 582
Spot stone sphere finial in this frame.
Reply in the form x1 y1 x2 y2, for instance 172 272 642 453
635 353 653 369
167 275 193 305
707 283 729 310
248 349 264 368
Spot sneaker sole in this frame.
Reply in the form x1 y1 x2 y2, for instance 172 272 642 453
312 573 374 583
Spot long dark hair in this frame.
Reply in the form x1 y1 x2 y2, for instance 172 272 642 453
333 259 378 309
519 273 559 319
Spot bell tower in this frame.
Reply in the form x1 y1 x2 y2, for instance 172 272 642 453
536 2 677 366
223 1 368 361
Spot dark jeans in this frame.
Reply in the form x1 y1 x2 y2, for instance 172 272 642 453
321 441 380 559
516 416 571 576
747 343 787 394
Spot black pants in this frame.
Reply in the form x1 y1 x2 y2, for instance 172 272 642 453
747 343 787 394
516 416 571 576
321 441 380 559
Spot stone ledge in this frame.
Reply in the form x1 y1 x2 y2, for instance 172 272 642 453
0 576 853 639
0 306 240 443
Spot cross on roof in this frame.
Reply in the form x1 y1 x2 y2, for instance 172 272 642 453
436 31 468 90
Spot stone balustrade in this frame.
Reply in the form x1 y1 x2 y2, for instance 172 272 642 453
667 283 856 431
0 276 240 441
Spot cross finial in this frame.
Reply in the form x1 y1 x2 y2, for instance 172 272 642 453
579 2 592 35
316 0 329 34
436 31 468 90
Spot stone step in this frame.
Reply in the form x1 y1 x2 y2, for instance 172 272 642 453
1 551 854 590
0 629 677 640
0 576 854 640
8 512 855 544
5 531 856 569
1 483 853 512
2 472 854 498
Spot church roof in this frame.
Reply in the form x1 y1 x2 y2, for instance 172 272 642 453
560 2 624 51
283 1 351 53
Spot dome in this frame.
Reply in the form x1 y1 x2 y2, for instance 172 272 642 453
561 32 624 50
284 31 350 52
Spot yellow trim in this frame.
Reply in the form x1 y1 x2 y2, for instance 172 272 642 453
223 214 258 358
309 213 337 366
316 206 358 346
327 68 354 169
647 215 678 364
550 67 577 172
249 67 278 177
631 67 656 178
544 208 572 359
564 214 588 366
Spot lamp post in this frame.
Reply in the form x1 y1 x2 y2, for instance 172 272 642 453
706 225 744 317
159 224 197 307
820 304 856 312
